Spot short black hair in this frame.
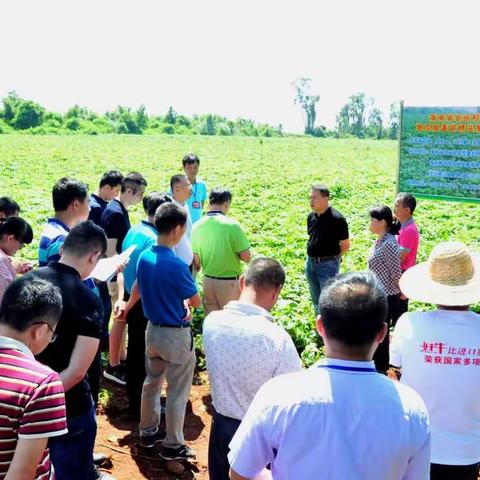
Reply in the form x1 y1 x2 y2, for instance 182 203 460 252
154 203 187 235
182 153 200 166
396 192 417 214
0 217 33 245
99 170 124 188
52 177 88 212
244 257 285 290
370 205 400 235
121 172 147 194
0 197 20 217
319 272 387 347
145 192 172 218
0 276 62 332
62 220 107 257
209 187 232 205
170 174 188 192
311 184 330 197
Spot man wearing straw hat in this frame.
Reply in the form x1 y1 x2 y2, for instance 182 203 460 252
390 241 480 480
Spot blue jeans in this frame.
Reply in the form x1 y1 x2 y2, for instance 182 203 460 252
49 401 97 480
305 257 340 315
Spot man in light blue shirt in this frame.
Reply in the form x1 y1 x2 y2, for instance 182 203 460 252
182 153 207 224
120 192 171 419
229 272 430 480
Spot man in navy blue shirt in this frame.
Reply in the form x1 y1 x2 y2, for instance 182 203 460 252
89 171 123 226
101 172 147 385
122 203 201 461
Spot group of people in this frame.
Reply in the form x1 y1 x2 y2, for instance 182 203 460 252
0 153 479 480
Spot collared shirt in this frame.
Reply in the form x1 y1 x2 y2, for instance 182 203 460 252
137 245 197 326
0 336 67 480
203 301 302 420
100 199 130 254
122 220 157 294
172 199 193 266
228 358 430 480
307 207 349 257
191 212 250 277
397 219 420 271
88 193 108 226
186 179 207 224
391 310 480 465
38 218 70 267
368 233 402 296
32 262 102 418
0 249 16 303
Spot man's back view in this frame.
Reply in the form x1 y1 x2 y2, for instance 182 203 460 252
229 272 430 480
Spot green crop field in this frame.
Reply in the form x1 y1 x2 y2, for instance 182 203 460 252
1 134 480 365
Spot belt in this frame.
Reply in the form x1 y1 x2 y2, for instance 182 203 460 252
204 275 239 280
309 255 338 263
150 322 191 329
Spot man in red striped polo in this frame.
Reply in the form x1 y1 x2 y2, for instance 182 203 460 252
0 276 67 480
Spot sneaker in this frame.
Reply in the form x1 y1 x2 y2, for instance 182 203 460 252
139 428 166 449
159 444 195 461
103 365 126 386
95 466 117 479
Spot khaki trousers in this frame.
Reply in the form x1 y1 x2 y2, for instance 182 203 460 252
203 277 240 316
140 323 195 448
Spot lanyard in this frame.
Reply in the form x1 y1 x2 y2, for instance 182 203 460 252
191 183 198 201
315 364 376 373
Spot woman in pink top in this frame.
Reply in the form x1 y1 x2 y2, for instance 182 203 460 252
0 217 33 302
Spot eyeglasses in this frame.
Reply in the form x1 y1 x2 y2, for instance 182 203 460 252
33 322 58 342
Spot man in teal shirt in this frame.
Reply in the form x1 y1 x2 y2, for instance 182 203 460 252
120 192 172 419
182 153 207 224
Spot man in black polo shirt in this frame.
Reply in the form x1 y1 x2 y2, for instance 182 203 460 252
306 184 350 314
31 221 114 480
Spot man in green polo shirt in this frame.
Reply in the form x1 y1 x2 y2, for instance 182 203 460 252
192 188 251 315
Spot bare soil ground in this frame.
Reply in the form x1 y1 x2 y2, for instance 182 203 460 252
95 375 212 480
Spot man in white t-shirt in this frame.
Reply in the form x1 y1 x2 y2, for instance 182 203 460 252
229 271 430 480
391 241 480 480
203 257 302 480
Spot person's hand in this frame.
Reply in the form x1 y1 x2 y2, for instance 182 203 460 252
113 300 127 321
115 259 129 275
183 301 193 322
14 261 35 274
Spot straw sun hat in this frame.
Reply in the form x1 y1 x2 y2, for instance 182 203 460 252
400 241 480 306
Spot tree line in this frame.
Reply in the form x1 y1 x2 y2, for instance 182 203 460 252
0 92 283 137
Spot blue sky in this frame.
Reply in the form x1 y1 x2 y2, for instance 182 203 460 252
1 0 478 132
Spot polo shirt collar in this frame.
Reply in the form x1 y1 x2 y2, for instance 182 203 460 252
153 245 175 255
315 206 332 218
0 336 34 359
313 357 376 372
48 218 70 232
49 261 81 279
0 249 12 264
207 210 225 216
141 220 156 230
401 218 415 228
224 301 273 322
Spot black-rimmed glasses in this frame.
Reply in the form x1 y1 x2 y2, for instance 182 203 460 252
33 322 58 342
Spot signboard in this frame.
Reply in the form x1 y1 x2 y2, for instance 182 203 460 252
398 104 480 203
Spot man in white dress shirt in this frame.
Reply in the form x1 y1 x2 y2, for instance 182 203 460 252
228 271 430 480
203 257 302 480
170 174 193 268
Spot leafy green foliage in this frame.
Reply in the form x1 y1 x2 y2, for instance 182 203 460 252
2 135 479 366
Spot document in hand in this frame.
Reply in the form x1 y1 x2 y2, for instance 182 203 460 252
89 244 137 282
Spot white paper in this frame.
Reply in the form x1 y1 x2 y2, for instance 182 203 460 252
89 244 137 282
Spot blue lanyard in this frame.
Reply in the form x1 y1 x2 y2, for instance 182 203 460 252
316 364 376 373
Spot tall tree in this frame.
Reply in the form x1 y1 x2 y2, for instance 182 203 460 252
388 102 400 140
336 93 369 137
368 108 384 139
292 78 320 134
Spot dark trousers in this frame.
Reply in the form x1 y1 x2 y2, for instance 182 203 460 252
49 401 97 480
87 351 101 407
431 462 480 480
97 281 112 352
373 294 403 373
208 410 242 480
126 297 148 418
